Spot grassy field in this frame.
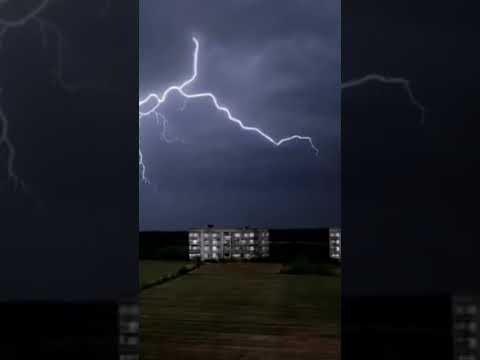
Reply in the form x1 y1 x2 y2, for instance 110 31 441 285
139 260 188 288
140 262 340 360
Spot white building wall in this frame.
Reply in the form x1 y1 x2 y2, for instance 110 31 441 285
452 295 479 360
188 228 269 261
329 228 341 260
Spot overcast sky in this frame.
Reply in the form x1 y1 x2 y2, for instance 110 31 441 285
1 1 138 300
139 0 340 230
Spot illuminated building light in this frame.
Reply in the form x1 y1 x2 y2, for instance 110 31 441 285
188 227 269 261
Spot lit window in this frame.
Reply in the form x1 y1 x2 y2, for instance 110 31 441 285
119 305 139 316
120 335 139 345
120 355 140 360
120 321 139 333
234 233 240 237
458 355 476 360
466 305 478 315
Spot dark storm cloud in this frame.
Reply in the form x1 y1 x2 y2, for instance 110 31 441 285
140 0 340 230
342 1 480 295
1 1 138 300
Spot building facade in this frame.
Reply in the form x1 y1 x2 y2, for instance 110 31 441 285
329 227 341 260
189 227 269 261
452 295 479 360
118 299 139 360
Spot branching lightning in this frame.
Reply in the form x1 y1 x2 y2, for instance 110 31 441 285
154 111 184 144
138 37 320 183
0 0 51 188
0 0 50 48
0 0 112 190
139 38 426 184
342 74 426 124
3 3 427 187
0 98 22 189
138 148 149 185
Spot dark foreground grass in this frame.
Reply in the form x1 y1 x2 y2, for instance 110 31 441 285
140 262 340 360
139 260 188 288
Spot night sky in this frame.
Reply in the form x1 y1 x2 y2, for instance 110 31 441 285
2 0 477 302
343 1 480 295
139 0 340 231
1 1 138 300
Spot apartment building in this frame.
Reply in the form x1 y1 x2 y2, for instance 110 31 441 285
118 299 139 360
452 295 479 360
189 226 269 261
329 227 341 260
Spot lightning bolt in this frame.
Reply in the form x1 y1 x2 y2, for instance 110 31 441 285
154 111 184 144
138 147 149 185
139 110 184 184
1 1 79 91
0 0 50 46
342 74 426 124
139 37 320 183
0 0 113 189
0 99 22 189
0 0 51 188
179 99 188 112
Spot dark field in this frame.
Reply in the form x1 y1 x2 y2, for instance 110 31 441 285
140 260 188 288
0 302 119 359
342 295 453 360
140 262 340 360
